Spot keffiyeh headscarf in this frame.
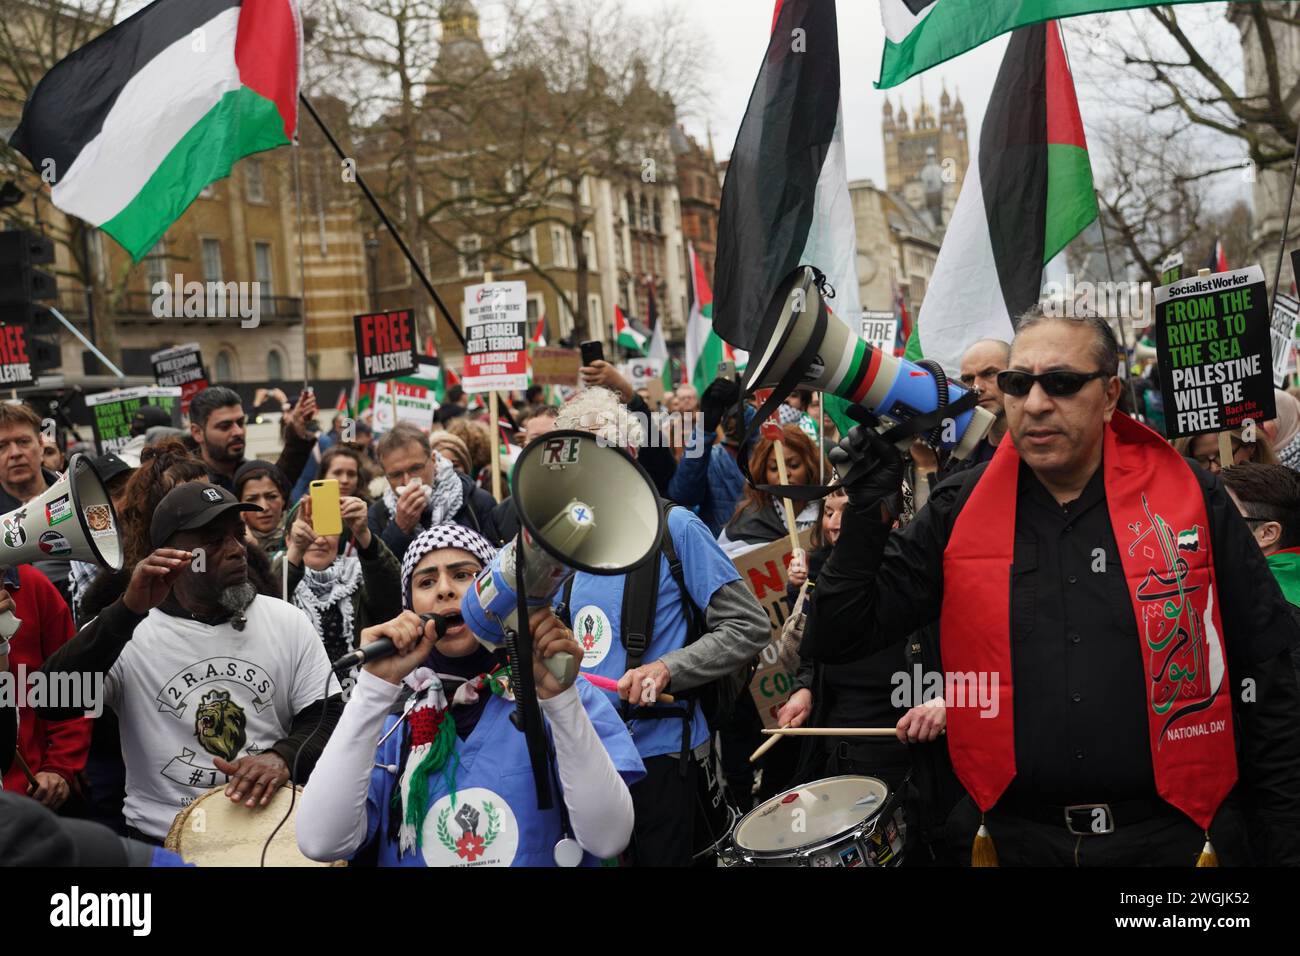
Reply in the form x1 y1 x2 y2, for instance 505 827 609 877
399 523 498 609
382 450 465 532
393 522 504 857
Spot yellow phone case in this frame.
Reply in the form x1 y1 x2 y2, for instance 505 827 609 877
309 479 343 535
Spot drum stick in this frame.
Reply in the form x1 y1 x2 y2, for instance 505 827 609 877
761 421 802 554
749 727 789 763
760 727 898 737
581 671 674 703
14 750 40 790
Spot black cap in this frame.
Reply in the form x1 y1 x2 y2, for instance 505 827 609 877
132 403 173 435
150 482 259 549
90 453 133 484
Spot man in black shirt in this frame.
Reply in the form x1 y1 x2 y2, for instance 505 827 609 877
805 309 1300 866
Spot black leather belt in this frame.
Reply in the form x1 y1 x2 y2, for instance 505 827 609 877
993 797 1179 836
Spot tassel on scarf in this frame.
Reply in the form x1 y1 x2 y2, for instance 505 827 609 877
971 816 998 867
1195 833 1219 867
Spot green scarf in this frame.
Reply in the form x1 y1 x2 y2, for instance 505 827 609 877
1266 549 1300 606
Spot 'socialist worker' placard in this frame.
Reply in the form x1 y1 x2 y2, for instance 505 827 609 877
354 309 417 383
1155 264 1276 439
462 281 528 393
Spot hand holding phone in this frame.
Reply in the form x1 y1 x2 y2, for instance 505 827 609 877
309 479 343 536
579 340 605 367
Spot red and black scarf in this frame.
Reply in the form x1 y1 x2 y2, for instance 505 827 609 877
940 412 1236 830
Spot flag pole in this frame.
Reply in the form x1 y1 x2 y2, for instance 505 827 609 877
297 92 466 352
1269 122 1300 315
1094 192 1140 413
292 139 309 390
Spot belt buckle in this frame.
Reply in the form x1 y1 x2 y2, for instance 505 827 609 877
1064 803 1114 836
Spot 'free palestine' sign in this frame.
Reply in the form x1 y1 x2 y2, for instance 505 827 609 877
353 309 417 383
1155 265 1276 439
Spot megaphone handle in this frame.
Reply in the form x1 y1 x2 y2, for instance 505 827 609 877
0 609 21 640
544 651 578 688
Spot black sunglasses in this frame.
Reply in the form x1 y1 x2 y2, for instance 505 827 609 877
996 369 1111 398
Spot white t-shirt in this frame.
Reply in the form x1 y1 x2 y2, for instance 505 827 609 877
106 596 340 839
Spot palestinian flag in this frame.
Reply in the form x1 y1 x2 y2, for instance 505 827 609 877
1206 239 1229 274
9 0 301 262
530 312 548 349
714 0 862 354
908 20 1097 374
877 1 1210 89
686 242 732 393
614 306 647 355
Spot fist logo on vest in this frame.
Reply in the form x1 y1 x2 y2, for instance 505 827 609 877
574 605 611 666
423 788 519 867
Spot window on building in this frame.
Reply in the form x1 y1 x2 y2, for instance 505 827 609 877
624 190 634 225
588 294 602 329
653 199 662 233
267 349 284 382
639 196 650 230
145 240 166 290
201 238 223 283
550 226 569 268
245 159 265 202
253 242 274 297
582 232 597 271
526 294 544 327
458 235 483 277
215 349 234 382
511 228 535 268
506 165 525 195
579 176 592 206
452 177 474 203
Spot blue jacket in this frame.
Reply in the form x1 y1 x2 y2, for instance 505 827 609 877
666 407 754 537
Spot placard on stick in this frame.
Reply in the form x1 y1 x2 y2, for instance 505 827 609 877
1155 265 1276 439
85 386 181 456
150 342 208 414
1270 294 1299 389
732 531 812 730
0 324 34 387
860 311 898 354
462 281 528 393
530 347 582 386
354 309 418 383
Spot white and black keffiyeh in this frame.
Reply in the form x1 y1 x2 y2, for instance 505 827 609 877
1279 431 1300 472
400 523 497 607
293 556 363 656
382 450 463 531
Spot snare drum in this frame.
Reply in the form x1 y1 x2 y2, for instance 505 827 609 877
164 785 345 867
731 775 906 867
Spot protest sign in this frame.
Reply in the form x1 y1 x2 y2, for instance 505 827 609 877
732 531 812 730
860 311 898 354
354 309 418 383
621 357 666 404
462 281 528 393
1271 294 1299 390
371 378 436 432
1159 252 1185 286
1155 265 1276 439
530 347 582 386
150 342 208 414
0 323 34 386
85 386 181 455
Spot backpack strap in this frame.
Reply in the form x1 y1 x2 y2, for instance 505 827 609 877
619 501 665 676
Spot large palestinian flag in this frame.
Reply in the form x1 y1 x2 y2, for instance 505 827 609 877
9 0 301 262
878 1 1213 89
713 0 862 354
906 19 1097 373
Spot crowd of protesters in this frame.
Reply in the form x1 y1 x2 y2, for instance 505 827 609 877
4 322 1300 867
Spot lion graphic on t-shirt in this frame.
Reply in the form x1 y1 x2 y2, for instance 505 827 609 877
194 689 247 760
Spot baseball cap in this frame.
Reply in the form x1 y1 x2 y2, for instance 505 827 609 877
150 482 260 549
131 403 173 435
90 453 134 484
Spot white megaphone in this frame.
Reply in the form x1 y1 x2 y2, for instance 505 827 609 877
0 453 124 638
746 266 996 459
461 430 663 687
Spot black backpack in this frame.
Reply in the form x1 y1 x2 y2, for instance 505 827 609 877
564 501 755 738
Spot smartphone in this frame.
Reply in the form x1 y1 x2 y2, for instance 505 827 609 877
579 340 605 366
716 360 736 382
309 479 343 536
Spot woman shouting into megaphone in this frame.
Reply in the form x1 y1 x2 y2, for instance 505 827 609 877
297 524 644 867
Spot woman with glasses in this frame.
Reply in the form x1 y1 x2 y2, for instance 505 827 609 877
1172 428 1278 475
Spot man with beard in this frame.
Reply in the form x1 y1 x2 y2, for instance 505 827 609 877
37 483 343 843
188 386 319 495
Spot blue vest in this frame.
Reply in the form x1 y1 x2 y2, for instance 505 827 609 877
362 681 642 867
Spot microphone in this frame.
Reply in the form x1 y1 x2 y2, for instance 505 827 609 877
331 612 452 672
